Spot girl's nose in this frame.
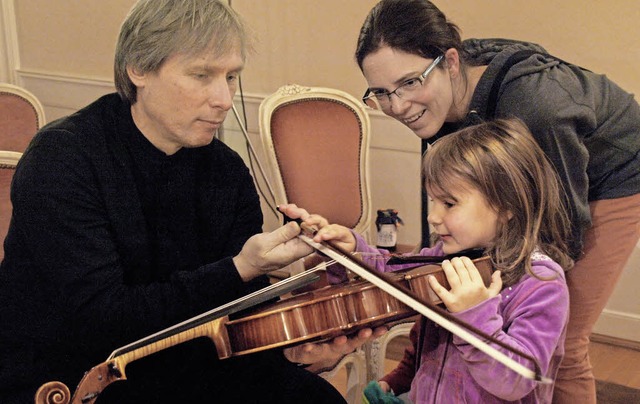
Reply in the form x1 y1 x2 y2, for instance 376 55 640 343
427 204 442 226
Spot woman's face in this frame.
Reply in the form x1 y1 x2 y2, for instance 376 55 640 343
362 46 454 140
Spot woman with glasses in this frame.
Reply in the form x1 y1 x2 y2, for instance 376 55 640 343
356 1 640 403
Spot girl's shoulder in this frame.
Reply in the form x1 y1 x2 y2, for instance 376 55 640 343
500 252 569 311
526 251 567 282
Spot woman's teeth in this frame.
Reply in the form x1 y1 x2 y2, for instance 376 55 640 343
404 110 425 124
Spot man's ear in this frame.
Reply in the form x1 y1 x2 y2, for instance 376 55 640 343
127 65 146 87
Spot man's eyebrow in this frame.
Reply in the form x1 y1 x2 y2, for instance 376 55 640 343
188 63 245 74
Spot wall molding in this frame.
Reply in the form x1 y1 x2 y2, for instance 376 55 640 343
593 309 640 343
591 332 640 352
17 68 115 121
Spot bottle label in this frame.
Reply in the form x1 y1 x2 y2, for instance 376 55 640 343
376 223 397 249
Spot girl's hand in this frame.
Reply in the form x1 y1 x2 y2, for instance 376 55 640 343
278 204 357 253
311 223 357 253
428 256 502 313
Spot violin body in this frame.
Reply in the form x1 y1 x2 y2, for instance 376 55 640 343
212 256 492 359
212 277 412 358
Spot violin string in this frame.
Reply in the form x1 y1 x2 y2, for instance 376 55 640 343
305 259 338 270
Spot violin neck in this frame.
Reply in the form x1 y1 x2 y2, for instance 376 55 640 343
113 317 228 365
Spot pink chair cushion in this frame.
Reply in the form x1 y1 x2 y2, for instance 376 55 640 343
0 91 40 152
271 99 363 228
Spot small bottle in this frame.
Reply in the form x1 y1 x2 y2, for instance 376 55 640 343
375 209 403 252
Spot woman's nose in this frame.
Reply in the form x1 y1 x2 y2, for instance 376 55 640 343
388 94 411 115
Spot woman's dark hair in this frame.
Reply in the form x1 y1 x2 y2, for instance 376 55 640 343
355 0 464 69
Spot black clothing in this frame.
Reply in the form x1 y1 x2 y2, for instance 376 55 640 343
0 93 345 403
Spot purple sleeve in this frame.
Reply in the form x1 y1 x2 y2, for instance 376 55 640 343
325 232 445 283
451 260 569 400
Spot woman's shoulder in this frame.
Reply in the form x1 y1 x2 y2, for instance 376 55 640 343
462 38 547 66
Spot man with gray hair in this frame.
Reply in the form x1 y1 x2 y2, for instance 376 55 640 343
0 1 374 402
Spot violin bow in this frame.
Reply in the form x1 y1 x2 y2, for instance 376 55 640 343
297 230 551 383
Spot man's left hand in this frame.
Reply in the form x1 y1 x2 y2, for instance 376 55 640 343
284 326 387 372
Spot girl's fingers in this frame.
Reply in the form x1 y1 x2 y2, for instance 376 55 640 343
460 256 481 283
428 274 452 303
441 259 461 288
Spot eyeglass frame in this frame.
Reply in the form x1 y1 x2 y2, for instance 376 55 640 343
361 55 444 109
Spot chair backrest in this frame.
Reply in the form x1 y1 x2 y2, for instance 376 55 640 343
0 83 46 153
259 84 372 239
0 151 22 260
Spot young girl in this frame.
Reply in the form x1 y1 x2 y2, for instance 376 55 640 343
282 118 573 403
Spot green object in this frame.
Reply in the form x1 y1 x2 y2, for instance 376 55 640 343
362 381 404 404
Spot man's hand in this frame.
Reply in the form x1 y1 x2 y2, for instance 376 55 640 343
283 326 387 372
233 221 314 281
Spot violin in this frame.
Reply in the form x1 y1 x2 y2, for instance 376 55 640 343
34 234 547 404
211 255 492 359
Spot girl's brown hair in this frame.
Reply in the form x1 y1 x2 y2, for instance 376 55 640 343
423 118 574 286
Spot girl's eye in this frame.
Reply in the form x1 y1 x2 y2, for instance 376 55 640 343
443 201 455 208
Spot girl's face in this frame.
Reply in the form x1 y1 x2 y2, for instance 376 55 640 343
361 46 454 140
427 184 501 254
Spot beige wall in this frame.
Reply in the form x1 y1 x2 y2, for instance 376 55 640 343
15 0 133 79
15 0 640 98
235 0 640 99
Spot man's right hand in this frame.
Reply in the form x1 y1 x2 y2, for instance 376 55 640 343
233 221 314 281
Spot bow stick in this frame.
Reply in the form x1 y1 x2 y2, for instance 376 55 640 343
297 227 551 383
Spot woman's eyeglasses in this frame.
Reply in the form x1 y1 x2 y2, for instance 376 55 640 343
362 55 443 110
